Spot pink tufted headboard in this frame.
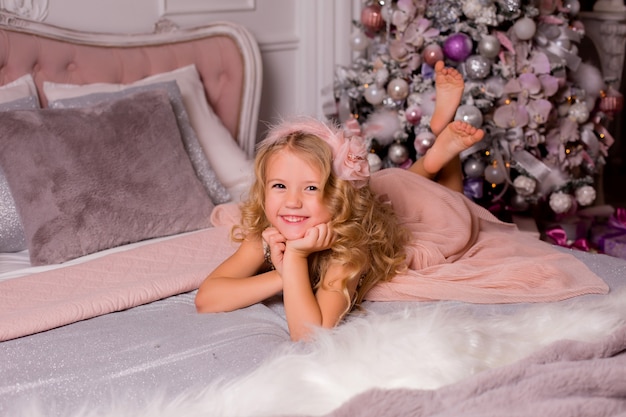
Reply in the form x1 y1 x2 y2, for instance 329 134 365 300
0 13 262 157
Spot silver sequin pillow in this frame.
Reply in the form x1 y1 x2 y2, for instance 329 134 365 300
0 95 40 252
49 81 231 205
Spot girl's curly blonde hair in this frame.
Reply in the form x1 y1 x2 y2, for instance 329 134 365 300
233 123 409 312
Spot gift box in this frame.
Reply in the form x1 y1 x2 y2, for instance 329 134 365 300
587 207 626 256
589 223 626 252
604 234 626 260
542 215 593 250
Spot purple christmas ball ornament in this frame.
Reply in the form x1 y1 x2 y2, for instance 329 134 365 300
443 33 473 62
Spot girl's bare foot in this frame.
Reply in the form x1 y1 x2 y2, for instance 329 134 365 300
430 61 465 136
421 120 484 175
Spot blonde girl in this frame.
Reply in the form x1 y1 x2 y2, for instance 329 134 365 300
196 62 482 341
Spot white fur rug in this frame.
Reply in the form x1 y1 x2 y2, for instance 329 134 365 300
22 289 626 417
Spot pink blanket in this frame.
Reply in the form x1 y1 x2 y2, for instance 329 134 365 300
0 226 236 341
364 168 609 303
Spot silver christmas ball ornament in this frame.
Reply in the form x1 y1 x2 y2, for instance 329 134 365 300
455 104 484 128
477 35 500 59
464 55 491 80
463 158 486 178
388 142 410 164
484 163 506 184
498 0 521 14
364 84 386 105
513 17 537 40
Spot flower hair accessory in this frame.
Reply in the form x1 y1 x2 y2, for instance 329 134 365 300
262 117 370 188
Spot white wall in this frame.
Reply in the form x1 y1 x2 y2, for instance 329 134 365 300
19 0 360 141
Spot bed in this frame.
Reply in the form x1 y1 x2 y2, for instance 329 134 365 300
0 11 625 417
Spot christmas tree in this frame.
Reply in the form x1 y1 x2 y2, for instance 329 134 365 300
327 0 619 223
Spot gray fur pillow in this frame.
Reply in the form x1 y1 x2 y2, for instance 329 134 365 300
0 90 214 266
49 81 231 205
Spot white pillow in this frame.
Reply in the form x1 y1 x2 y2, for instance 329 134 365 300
43 65 253 201
0 74 39 104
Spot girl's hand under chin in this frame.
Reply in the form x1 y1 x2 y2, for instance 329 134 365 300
287 222 336 256
262 227 286 274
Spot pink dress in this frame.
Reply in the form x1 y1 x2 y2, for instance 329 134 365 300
365 168 608 303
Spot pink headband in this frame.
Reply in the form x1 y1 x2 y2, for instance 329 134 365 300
261 117 370 188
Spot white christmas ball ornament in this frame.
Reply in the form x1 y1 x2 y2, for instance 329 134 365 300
549 191 573 214
368 152 382 172
563 0 580 15
350 31 370 52
575 185 596 206
364 84 386 105
387 78 410 101
455 104 484 128
513 175 536 196
568 102 590 123
513 17 537 40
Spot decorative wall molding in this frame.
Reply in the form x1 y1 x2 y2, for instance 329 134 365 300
580 10 626 90
161 0 255 16
0 0 48 21
294 0 355 118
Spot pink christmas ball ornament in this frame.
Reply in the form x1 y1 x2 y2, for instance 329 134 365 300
405 105 423 125
361 4 385 32
443 33 474 62
422 43 444 67
414 131 435 155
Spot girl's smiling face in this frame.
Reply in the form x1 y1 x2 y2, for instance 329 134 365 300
264 149 332 240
